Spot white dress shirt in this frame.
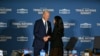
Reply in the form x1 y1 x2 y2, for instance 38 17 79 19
42 18 48 33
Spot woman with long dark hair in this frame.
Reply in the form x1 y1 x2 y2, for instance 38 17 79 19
49 16 64 56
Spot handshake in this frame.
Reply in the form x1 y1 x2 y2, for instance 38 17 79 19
43 36 50 42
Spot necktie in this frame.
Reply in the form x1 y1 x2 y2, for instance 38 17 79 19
45 21 48 33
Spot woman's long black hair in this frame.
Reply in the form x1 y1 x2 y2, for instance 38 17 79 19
54 16 64 36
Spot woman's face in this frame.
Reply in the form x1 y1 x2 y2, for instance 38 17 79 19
53 19 56 24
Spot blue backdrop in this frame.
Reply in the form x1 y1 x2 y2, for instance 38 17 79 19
0 0 100 56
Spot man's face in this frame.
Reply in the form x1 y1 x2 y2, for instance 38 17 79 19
43 12 50 21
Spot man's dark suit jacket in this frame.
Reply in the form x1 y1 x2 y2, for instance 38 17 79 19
33 19 51 54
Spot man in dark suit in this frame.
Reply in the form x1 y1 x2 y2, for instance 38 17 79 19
33 10 52 56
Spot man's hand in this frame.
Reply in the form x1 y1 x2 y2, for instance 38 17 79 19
43 36 50 42
43 36 48 42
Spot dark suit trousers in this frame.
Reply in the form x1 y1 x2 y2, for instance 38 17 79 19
43 42 48 53
34 42 49 56
34 46 41 56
